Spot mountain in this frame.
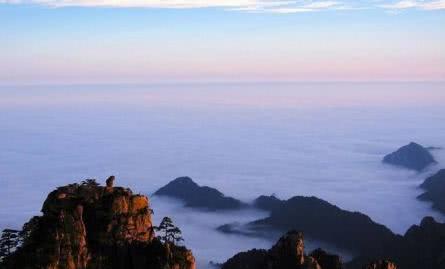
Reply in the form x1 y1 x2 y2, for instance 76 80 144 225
222 230 343 269
382 142 436 171
221 195 398 255
222 217 445 269
1 177 195 269
418 169 445 214
253 195 285 211
154 177 245 210
347 216 445 269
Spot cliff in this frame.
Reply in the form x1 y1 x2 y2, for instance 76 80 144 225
1 177 195 269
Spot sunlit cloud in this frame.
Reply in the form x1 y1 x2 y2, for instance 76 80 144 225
0 0 444 12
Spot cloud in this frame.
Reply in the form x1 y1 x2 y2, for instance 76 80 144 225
0 0 354 13
1 0 444 12
380 0 445 10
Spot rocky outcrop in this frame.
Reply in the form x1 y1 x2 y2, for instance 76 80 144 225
222 231 342 269
418 169 445 214
220 196 398 255
106 175 115 188
382 142 436 171
2 178 195 269
154 177 245 211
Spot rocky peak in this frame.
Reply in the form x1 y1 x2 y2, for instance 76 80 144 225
270 231 307 266
41 179 154 244
222 231 342 269
3 177 195 269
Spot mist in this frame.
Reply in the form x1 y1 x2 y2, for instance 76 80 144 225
1 82 444 267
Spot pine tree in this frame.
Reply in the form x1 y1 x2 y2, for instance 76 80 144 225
0 229 20 263
154 217 184 245
81 179 100 187
18 216 40 246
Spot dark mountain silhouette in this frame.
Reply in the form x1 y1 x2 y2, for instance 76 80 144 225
253 195 285 211
222 217 445 269
222 231 343 269
418 169 445 214
248 196 397 255
382 142 436 171
154 177 245 211
346 216 445 269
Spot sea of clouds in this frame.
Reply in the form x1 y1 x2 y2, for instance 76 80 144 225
0 82 444 267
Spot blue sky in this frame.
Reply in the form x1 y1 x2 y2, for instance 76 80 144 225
0 1 444 83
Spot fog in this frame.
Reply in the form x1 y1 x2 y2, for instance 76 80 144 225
1 82 444 267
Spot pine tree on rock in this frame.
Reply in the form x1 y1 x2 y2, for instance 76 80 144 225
0 229 20 263
155 217 184 245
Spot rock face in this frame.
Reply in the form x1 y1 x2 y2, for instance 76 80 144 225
2 178 195 269
154 177 245 210
221 196 398 255
222 231 342 269
382 142 436 171
418 169 445 214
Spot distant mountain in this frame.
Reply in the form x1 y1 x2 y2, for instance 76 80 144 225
247 196 397 255
382 142 436 171
154 177 245 211
222 217 445 269
253 195 284 212
418 169 445 214
347 216 445 269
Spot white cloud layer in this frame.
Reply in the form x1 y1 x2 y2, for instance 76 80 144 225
0 0 444 12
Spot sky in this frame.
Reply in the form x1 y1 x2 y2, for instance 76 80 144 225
0 1 444 84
